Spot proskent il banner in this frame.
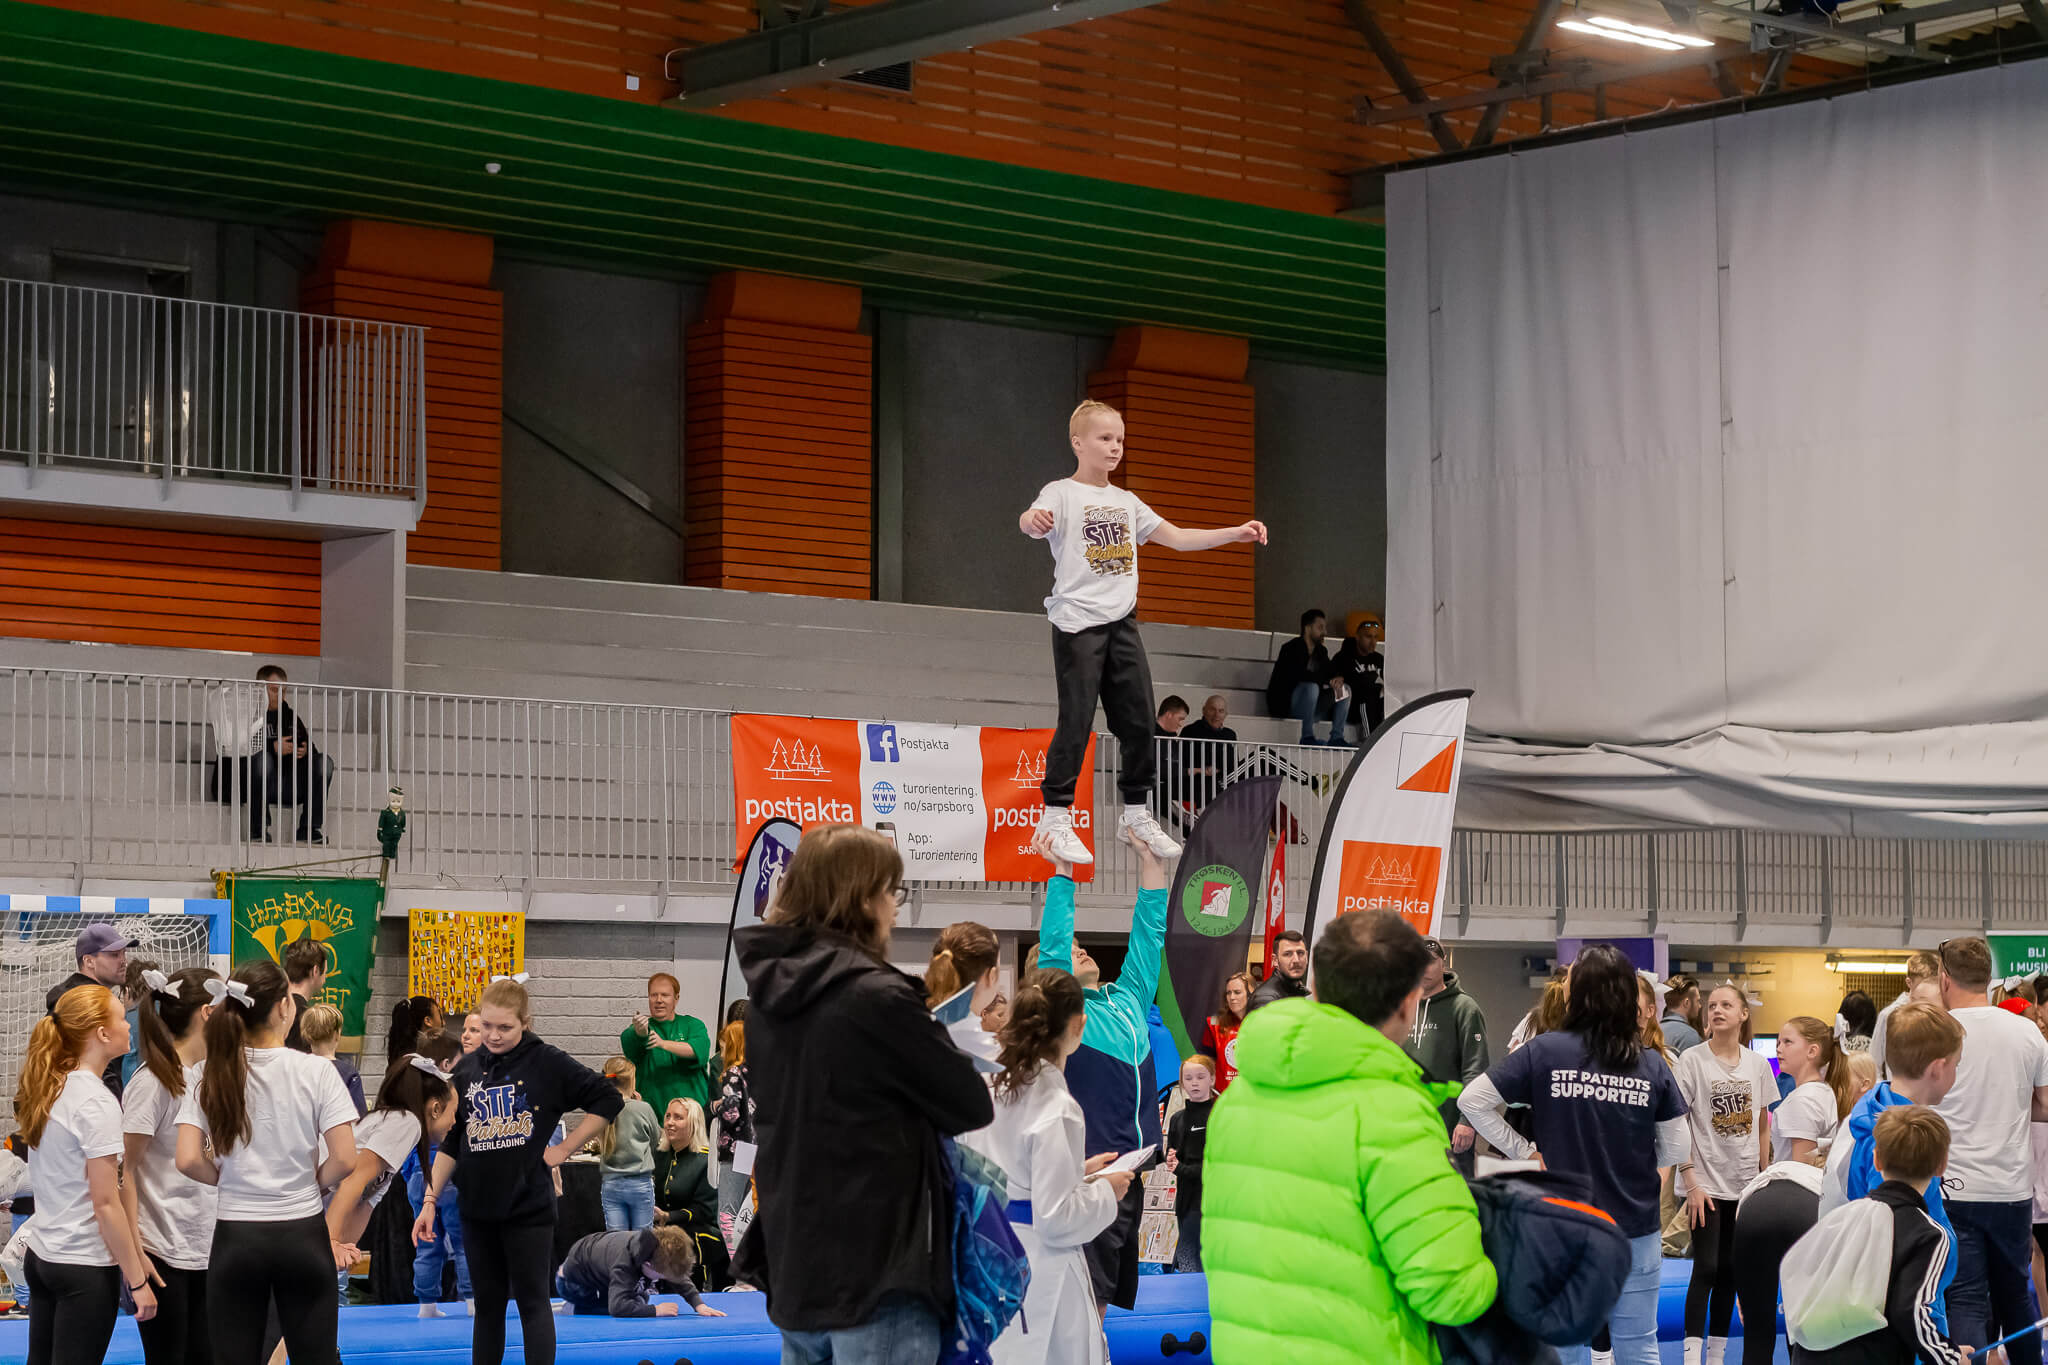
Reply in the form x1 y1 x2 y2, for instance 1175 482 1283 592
730 714 1096 882
1157 774 1283 1061
1302 690 1473 947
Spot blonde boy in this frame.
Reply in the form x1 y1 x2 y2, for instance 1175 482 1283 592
1020 399 1268 866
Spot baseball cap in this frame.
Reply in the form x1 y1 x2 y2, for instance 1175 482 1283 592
75 924 138 958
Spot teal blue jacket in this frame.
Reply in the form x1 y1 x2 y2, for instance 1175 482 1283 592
1037 875 1169 1154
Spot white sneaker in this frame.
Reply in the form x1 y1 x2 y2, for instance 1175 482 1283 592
465 1299 477 1317
1704 1337 1729 1365
417 1303 444 1319
1592 1352 1615 1365
1684 1338 1702 1365
1120 810 1182 859
1038 811 1094 866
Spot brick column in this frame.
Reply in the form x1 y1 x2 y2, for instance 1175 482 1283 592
302 220 502 570
1089 326 1254 629
685 271 871 599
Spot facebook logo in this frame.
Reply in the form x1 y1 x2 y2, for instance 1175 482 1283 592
866 724 899 763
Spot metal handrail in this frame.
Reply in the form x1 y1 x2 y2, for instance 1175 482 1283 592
0 279 425 497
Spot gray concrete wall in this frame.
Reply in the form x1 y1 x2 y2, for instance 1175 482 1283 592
498 259 692 586
896 315 1109 613
1250 360 1386 635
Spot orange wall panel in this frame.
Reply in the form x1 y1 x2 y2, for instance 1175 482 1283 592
301 221 503 571
1091 325 1254 630
684 273 872 600
0 518 321 654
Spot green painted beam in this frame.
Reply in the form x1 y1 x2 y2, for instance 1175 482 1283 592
0 1 1386 366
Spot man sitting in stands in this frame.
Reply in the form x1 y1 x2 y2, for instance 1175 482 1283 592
1177 694 1239 809
259 664 327 844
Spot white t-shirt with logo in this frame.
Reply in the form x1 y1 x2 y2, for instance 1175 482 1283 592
121 1062 217 1270
1674 1043 1778 1199
1029 478 1163 633
1770 1080 1840 1165
1938 1005 2048 1203
177 1047 358 1221
26 1071 125 1265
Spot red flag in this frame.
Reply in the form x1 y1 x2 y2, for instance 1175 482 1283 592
1262 837 1287 977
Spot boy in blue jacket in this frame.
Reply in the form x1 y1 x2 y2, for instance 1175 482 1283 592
1817 1002 1964 1333
1032 823 1169 1312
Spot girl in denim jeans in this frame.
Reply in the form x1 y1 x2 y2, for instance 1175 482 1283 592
598 1058 659 1232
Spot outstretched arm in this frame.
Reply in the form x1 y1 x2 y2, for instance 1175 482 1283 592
1149 520 1268 552
1110 836 1171 1005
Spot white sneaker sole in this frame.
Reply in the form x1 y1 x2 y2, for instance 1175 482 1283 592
1041 832 1095 866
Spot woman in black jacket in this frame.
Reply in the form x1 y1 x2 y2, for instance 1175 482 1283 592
733 823 994 1362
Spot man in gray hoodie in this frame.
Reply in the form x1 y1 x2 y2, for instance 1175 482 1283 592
1401 937 1489 1174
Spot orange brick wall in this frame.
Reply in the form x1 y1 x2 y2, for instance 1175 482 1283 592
1091 326 1254 630
684 272 872 600
300 221 502 570
0 517 321 654
26 0 1851 217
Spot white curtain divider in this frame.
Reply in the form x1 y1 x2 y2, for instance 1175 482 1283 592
1387 59 2048 832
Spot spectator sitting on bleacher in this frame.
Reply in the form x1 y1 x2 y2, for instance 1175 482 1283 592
259 665 327 845
1266 609 1348 747
1177 694 1239 809
1153 695 1189 825
1331 618 1385 737
205 676 266 827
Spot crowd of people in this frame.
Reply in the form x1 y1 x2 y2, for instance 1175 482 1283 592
21 825 2048 1365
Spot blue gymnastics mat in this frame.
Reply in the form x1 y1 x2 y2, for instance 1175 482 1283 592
0 1265 1786 1364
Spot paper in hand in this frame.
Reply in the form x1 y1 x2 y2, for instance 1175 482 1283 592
1091 1145 1156 1178
932 985 976 1026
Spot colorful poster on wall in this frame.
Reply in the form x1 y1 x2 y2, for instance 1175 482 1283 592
224 875 382 1045
730 714 1096 882
408 909 526 1015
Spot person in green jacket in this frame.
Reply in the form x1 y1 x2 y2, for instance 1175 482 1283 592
621 971 710 1120
1203 910 1497 1365
1400 937 1490 1176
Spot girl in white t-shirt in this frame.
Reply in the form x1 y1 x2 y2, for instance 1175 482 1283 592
174 960 358 1365
16 983 157 1365
1673 984 1776 1365
121 966 219 1365
326 1049 457 1266
1772 1015 1852 1163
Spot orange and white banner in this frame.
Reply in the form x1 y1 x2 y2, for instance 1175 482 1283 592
1303 690 1471 945
731 714 1096 882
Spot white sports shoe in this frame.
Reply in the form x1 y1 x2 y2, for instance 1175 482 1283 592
1120 810 1182 859
417 1303 444 1319
1038 811 1094 866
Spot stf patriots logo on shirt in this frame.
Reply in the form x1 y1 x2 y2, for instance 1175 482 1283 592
466 1080 537 1150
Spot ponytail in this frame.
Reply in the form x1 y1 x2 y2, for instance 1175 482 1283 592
15 986 120 1145
387 995 440 1065
137 967 219 1097
1786 1015 1855 1119
374 1053 456 1173
598 1056 635 1162
993 969 1084 1100
926 921 998 1009
200 959 290 1157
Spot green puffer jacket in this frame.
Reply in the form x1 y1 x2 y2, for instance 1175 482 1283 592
1202 998 1497 1365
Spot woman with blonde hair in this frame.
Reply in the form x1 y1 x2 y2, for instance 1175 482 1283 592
16 984 157 1365
735 823 992 1359
652 1098 724 1288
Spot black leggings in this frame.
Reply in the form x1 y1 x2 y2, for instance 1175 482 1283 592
208 1215 338 1365
23 1251 119 1365
135 1263 210 1365
1733 1179 1818 1365
466 1216 557 1365
1684 1197 1741 1338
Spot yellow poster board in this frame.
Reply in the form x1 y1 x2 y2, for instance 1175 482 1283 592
407 909 525 1014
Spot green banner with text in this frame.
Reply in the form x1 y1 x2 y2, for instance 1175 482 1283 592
226 875 382 1045
1990 933 2048 986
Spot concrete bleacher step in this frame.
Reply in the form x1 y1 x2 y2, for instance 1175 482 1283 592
406 566 1300 741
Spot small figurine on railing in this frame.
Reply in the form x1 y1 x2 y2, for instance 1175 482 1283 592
378 786 408 862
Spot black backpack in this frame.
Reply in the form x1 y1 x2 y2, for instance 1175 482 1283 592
1434 1168 1633 1365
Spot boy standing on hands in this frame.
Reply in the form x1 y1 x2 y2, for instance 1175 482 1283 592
1021 399 1268 865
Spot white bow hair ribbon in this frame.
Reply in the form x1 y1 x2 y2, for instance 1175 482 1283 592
1833 1013 1851 1040
140 968 171 996
491 972 530 985
408 1054 453 1081
203 978 254 1007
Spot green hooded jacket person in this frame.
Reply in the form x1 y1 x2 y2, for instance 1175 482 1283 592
1202 911 1497 1365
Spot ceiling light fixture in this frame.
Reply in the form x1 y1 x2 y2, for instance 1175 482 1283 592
1826 959 1911 974
1558 14 1715 51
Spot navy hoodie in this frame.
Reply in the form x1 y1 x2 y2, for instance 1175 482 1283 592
444 1030 622 1224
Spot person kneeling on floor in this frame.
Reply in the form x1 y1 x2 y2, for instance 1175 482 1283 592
557 1226 727 1320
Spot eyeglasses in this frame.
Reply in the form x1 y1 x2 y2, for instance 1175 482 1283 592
892 886 910 908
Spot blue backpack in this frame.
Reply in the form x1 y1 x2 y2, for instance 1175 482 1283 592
937 1138 1031 1365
